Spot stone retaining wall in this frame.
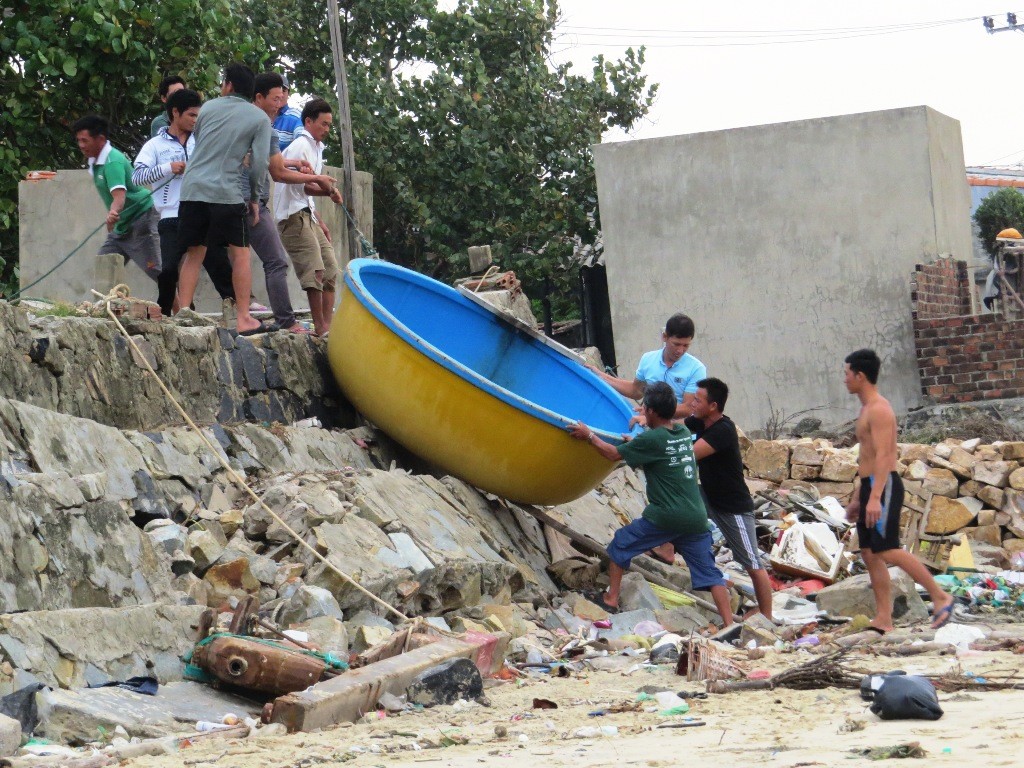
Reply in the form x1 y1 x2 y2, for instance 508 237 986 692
0 302 345 431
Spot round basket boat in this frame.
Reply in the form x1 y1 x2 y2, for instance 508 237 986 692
327 258 634 505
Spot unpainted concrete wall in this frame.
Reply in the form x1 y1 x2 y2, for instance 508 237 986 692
594 106 974 430
18 166 372 312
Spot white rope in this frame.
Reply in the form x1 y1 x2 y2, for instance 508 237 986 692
99 286 410 622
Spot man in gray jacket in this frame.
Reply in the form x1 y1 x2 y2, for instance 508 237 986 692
177 63 271 335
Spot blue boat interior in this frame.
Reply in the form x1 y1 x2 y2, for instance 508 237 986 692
350 261 634 436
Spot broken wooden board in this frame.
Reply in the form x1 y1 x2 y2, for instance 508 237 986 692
268 636 482 732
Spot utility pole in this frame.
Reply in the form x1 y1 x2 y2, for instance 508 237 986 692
327 0 360 264
982 12 1024 35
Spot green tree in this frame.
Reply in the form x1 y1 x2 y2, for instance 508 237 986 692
256 0 656 320
0 0 272 297
973 187 1024 258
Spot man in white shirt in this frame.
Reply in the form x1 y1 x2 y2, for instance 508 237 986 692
274 98 344 336
132 88 235 316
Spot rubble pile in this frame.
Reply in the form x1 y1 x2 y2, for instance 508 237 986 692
1 308 1023 763
742 436 1024 569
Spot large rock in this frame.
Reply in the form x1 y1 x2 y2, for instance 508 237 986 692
791 442 826 467
745 441 790 483
0 479 175 614
0 713 20 756
1001 442 1024 461
977 485 1005 509
905 460 930 481
278 585 344 627
815 568 929 625
1005 490 1024 538
922 468 959 498
1009 467 1024 491
925 496 977 534
820 451 858 482
0 604 205 690
966 525 1004 547
37 681 259 744
973 461 1015 488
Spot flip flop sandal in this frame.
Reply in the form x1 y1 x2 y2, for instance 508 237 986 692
930 602 955 629
238 322 272 337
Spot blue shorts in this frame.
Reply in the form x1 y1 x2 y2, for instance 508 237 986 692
607 517 726 591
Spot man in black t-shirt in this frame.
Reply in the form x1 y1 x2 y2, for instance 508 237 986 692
685 377 773 620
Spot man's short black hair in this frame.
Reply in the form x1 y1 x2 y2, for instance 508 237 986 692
254 72 285 98
71 115 108 138
845 348 881 384
643 381 677 420
302 98 333 124
697 377 729 412
665 313 695 339
223 62 256 99
166 88 202 120
158 75 186 99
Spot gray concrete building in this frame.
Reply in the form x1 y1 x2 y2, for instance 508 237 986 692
594 106 974 431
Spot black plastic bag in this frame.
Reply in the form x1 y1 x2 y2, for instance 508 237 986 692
869 674 943 720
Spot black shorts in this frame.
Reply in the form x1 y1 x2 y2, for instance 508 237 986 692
856 472 903 553
178 200 249 250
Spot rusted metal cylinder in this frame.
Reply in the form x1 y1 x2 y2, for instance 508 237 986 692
193 636 327 696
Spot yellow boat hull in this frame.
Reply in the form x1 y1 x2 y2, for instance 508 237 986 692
327 276 621 505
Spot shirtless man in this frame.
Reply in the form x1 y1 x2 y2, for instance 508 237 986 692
843 349 955 633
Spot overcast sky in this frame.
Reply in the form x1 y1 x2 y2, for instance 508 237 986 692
548 1 1024 167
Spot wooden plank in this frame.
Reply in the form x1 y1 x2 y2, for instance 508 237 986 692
268 637 481 732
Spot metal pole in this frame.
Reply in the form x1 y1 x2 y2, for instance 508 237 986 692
327 0 360 264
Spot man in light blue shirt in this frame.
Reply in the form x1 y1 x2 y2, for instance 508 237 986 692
589 313 707 419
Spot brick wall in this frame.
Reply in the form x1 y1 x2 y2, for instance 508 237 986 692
911 258 1024 403
910 257 971 320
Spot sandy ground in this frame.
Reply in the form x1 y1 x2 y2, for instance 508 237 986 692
117 630 1024 768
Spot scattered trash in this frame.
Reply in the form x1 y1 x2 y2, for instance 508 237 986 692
573 725 619 738
532 698 558 710
850 742 928 760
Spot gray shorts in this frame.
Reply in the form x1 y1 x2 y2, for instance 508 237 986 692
97 207 161 281
704 495 764 571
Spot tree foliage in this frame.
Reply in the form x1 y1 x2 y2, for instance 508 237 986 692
227 0 655 319
0 0 271 296
973 187 1024 258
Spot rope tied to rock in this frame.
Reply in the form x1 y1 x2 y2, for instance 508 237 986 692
100 291 410 624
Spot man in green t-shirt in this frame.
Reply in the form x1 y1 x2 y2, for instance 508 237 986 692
72 115 161 284
571 382 733 625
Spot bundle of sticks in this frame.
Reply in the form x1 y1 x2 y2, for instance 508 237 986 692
707 650 865 693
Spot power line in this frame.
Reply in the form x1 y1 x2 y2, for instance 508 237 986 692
559 16 980 38
555 15 983 48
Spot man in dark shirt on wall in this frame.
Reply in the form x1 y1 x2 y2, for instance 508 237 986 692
685 377 774 620
570 382 734 626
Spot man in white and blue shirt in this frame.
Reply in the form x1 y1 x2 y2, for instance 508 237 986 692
589 313 707 420
132 88 235 316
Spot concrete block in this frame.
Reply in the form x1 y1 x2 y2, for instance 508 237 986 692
269 637 482 731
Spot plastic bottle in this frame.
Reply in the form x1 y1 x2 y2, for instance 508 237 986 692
195 721 231 732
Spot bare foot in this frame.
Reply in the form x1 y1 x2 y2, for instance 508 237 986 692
285 323 311 334
866 623 893 635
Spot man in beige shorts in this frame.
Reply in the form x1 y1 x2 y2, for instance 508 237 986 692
274 98 344 336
